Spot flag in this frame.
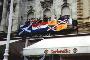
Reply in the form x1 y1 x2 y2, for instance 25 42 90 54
47 25 56 31
18 20 68 36
48 20 57 25
55 23 67 31
32 23 39 30
32 22 48 33
18 24 32 35
39 54 45 60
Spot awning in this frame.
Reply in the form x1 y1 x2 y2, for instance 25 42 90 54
23 36 90 56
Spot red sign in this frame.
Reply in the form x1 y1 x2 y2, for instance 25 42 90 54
51 49 71 54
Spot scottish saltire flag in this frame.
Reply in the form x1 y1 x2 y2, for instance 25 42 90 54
39 54 45 60
18 24 32 35
58 19 68 24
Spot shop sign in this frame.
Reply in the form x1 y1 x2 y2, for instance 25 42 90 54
44 49 71 54
51 49 71 54
44 48 78 54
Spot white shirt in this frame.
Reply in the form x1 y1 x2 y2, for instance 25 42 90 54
68 18 72 25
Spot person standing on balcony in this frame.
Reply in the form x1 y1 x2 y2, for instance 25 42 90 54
43 15 48 22
72 19 78 34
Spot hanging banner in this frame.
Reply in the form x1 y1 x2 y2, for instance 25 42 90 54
18 19 68 35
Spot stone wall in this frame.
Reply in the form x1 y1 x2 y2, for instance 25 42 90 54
24 0 77 20
0 0 78 32
12 0 77 32
77 0 90 22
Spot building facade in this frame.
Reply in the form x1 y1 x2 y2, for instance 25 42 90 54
20 0 77 23
77 0 90 22
0 0 90 32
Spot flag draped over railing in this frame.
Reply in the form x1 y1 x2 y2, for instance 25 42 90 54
18 20 68 36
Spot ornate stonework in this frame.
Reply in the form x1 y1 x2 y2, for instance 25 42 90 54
77 0 90 22
77 0 83 19
0 0 77 32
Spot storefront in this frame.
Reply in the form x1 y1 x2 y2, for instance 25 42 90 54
23 36 90 60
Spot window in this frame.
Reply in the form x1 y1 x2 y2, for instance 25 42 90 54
63 0 67 3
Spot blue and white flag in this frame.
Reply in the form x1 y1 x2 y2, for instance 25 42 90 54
39 54 45 60
18 24 32 35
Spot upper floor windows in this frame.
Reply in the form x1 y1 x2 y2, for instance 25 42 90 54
63 0 67 3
